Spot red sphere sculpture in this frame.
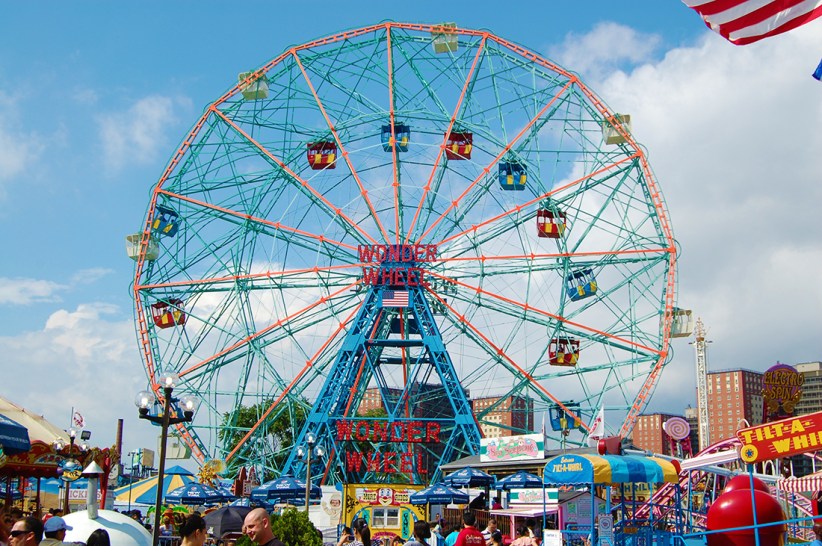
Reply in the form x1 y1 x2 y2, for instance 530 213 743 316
706 488 786 546
722 475 770 495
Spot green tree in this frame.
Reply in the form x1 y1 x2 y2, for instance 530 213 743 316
270 508 323 546
233 510 321 546
219 399 308 477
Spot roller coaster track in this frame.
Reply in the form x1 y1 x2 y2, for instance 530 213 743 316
630 438 816 541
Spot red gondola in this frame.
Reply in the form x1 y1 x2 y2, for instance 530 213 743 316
549 337 579 366
537 209 566 238
444 132 472 160
306 141 337 170
151 299 186 329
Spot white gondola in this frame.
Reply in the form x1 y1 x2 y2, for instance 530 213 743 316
126 233 159 261
601 113 631 145
670 308 694 338
238 71 269 101
431 22 458 53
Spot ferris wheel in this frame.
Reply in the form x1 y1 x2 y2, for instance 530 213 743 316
128 22 679 482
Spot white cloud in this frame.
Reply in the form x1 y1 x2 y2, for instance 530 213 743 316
0 303 155 455
575 25 822 416
71 87 99 105
70 268 114 285
0 277 66 305
0 269 115 306
97 95 188 171
0 91 43 193
548 22 663 82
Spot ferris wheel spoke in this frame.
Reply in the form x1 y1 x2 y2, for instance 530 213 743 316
136 262 363 293
404 34 488 244
225 301 362 461
291 51 391 243
415 78 579 245
178 281 359 379
438 248 671 270
211 107 379 246
432 154 638 250
157 189 360 261
431 290 588 432
427 271 659 357
386 27 402 242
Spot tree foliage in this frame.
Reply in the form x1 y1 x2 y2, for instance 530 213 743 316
270 508 323 546
219 399 308 478
233 509 323 546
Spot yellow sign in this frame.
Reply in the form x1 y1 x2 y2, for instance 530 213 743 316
342 484 425 542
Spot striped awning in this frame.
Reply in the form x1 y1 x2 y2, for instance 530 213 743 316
543 454 680 485
777 472 822 492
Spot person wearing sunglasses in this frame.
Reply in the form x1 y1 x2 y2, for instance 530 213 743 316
9 517 43 546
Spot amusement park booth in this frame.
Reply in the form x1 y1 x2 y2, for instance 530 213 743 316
542 453 681 545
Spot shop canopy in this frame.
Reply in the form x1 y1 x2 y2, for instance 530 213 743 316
543 454 680 486
113 467 196 506
776 471 822 493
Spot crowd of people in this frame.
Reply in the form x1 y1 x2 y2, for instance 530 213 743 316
0 512 111 546
330 511 530 546
0 506 216 546
2 502 546 546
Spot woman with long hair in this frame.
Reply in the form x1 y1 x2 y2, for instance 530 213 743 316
351 518 374 546
403 521 431 546
179 514 207 546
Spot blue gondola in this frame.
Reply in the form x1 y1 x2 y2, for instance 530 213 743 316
381 124 410 152
498 162 526 190
565 268 597 301
151 205 179 237
549 403 585 432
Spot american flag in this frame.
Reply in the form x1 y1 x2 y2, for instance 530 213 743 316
683 0 822 45
381 290 409 308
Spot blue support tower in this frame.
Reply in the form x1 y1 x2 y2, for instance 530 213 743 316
281 246 481 485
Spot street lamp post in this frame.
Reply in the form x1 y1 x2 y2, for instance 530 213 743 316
296 431 324 511
53 427 89 514
135 372 198 546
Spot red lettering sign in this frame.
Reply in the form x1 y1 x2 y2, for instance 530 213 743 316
737 410 822 463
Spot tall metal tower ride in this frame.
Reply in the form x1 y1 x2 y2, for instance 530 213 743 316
693 318 711 451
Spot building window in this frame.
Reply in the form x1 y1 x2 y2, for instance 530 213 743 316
372 508 399 528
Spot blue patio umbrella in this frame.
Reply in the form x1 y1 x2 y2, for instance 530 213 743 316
409 483 469 505
229 496 273 510
0 483 22 500
165 482 234 505
495 471 543 490
444 466 495 488
250 475 320 503
0 413 30 455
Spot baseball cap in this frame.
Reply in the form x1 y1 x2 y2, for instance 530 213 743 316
44 516 73 533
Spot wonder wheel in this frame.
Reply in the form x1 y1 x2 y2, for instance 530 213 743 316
129 22 679 483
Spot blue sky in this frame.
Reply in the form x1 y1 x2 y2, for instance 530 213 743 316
1 2 821 466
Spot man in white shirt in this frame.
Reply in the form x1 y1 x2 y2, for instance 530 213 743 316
481 519 497 546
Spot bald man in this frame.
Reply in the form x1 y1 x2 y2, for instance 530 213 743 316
243 508 285 546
